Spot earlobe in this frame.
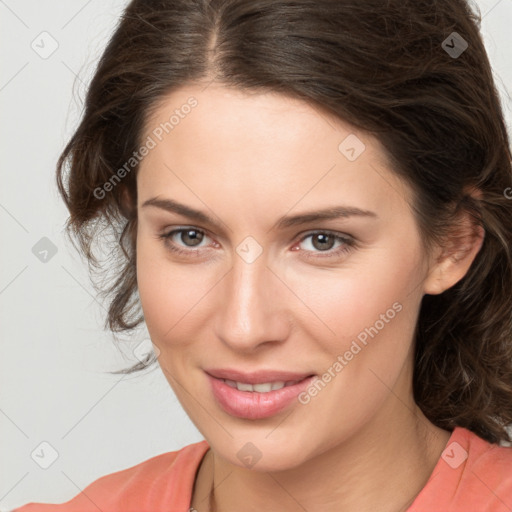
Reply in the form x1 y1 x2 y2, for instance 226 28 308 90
423 219 485 296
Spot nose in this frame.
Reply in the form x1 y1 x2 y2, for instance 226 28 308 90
214 248 292 352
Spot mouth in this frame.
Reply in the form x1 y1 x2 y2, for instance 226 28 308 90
205 369 317 420
204 367 315 385
219 377 310 393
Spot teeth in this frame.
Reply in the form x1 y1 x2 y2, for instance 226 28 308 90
223 379 294 392
237 382 254 392
224 379 238 389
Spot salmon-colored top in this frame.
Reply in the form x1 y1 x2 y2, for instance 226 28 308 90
13 426 512 512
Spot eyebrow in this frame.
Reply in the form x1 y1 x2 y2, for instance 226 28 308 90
141 197 378 230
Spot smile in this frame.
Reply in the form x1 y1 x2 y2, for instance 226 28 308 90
221 378 306 392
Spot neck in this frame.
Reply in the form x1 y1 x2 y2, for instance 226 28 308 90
192 400 451 512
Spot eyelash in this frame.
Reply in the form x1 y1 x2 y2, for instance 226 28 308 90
156 227 356 260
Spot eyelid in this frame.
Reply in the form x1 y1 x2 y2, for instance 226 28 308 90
159 226 215 248
159 226 354 245
294 230 356 258
295 228 353 242
158 225 356 260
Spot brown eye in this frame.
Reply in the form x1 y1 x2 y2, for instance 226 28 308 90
299 232 348 253
296 231 356 260
158 227 212 256
310 233 336 251
179 229 204 247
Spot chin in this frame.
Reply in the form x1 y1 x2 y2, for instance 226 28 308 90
208 433 315 473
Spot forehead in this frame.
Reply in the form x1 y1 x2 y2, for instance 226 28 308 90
137 84 412 223
143 83 368 157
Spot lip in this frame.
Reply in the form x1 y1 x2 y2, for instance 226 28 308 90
204 368 314 385
205 369 316 420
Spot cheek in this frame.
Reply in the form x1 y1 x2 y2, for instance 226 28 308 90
136 221 423 366
136 238 182 340
287 248 420 351
291 263 420 429
136 237 217 346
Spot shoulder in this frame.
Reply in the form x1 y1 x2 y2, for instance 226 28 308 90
463 428 512 502
410 426 512 512
11 440 209 512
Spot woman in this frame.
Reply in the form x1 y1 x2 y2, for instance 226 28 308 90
14 0 512 511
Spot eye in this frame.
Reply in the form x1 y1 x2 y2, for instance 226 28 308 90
157 227 356 260
293 231 356 259
157 227 215 256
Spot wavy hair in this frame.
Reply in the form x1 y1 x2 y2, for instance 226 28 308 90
56 0 512 444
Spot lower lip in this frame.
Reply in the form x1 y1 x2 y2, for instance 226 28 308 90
206 373 316 420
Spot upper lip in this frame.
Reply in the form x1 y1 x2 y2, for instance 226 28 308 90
204 368 315 384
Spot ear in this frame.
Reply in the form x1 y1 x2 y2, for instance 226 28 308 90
423 204 485 296
119 186 135 218
118 186 138 248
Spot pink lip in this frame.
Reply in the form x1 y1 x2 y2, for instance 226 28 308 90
205 370 316 420
204 368 314 384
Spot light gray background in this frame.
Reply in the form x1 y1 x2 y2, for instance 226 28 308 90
1 0 511 509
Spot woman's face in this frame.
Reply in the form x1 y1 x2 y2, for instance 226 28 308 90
136 83 434 471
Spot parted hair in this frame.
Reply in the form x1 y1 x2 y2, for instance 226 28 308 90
56 0 512 444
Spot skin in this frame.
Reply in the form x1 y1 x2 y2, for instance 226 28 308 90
135 83 484 512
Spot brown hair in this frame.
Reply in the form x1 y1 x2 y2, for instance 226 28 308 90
57 0 512 444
